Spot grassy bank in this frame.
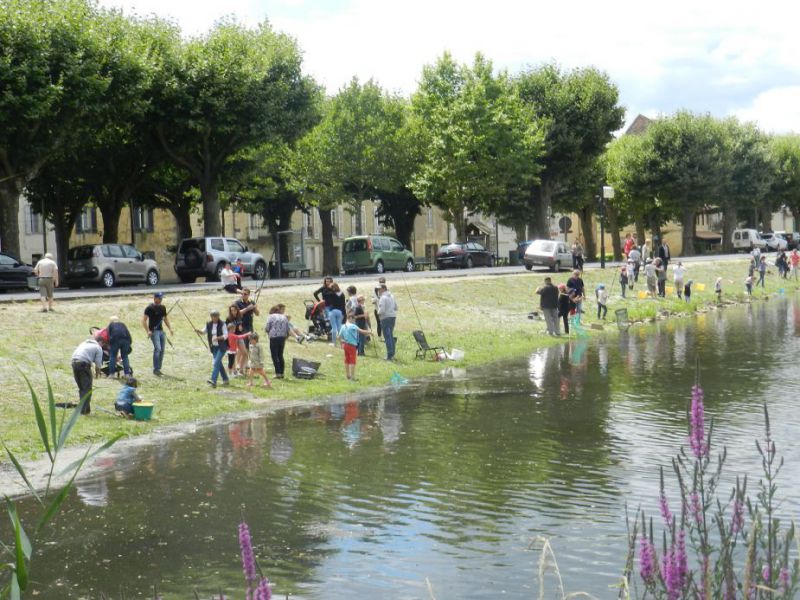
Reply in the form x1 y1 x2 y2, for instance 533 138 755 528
0 257 793 458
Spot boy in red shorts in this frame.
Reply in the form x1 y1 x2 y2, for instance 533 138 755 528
338 314 371 380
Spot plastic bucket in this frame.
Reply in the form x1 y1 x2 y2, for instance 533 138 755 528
132 402 154 421
449 348 465 361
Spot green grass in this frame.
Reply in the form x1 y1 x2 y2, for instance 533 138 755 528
0 258 794 459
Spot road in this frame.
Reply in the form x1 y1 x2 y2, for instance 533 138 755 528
0 252 750 304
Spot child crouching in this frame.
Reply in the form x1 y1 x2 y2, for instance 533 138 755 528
338 314 371 381
115 376 140 417
247 333 272 388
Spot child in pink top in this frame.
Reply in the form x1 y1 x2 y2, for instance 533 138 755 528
227 331 251 376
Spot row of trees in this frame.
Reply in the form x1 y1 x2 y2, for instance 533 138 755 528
5 2 800 272
603 113 800 256
0 0 625 272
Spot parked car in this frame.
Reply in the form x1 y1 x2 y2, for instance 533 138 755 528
523 239 572 272
516 240 534 260
0 252 36 291
435 242 494 269
65 244 160 288
174 237 267 283
774 231 798 250
342 235 414 274
759 232 788 252
731 229 766 251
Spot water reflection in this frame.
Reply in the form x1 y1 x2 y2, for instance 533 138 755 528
16 298 800 599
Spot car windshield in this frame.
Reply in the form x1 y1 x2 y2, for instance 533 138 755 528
441 243 464 250
67 246 95 260
179 239 204 252
531 241 555 252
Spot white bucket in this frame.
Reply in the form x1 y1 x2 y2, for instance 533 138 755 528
449 348 465 361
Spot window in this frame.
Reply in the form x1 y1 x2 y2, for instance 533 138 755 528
76 207 97 234
210 239 225 252
132 207 154 233
373 204 382 233
122 245 140 259
24 203 42 235
390 239 404 252
248 213 264 229
107 245 124 258
0 254 17 266
304 212 315 239
227 239 245 253
337 207 344 238
427 207 434 230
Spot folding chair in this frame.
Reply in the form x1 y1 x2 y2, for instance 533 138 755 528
412 330 446 360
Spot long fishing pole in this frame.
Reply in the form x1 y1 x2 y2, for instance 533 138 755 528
397 267 425 332
153 299 179 349
176 301 209 351
253 266 269 306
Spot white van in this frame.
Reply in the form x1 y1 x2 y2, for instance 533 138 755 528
731 229 766 251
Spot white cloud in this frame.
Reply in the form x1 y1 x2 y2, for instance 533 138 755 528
733 86 800 134
99 0 800 129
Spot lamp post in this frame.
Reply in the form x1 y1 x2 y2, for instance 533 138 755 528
599 185 614 269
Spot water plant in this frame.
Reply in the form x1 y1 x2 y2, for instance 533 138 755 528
0 371 120 599
623 382 799 598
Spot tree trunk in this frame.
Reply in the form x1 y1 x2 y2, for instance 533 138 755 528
98 199 124 243
50 203 76 277
0 181 22 257
169 204 193 242
647 213 662 257
577 205 596 261
318 208 338 275
722 205 738 253
759 202 772 232
200 178 221 237
451 204 466 242
681 204 696 257
634 214 646 247
528 181 553 239
607 204 622 261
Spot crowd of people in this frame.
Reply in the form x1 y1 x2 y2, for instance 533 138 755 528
68 276 400 416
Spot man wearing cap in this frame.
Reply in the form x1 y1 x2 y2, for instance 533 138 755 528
234 288 259 345
70 337 103 415
34 252 59 312
142 292 173 376
371 277 386 338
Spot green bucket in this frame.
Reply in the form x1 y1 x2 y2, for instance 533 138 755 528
132 402 154 421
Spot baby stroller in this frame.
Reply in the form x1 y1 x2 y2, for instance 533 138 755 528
304 299 331 341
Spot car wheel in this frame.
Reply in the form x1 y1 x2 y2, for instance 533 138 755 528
487 256 494 268
252 261 267 280
375 260 385 274
179 274 196 284
525 264 533 271
101 270 116 288
405 258 414 272
466 256 473 269
146 269 160 286
554 261 561 272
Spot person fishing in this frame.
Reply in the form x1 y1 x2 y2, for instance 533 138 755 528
198 309 229 388
142 292 174 377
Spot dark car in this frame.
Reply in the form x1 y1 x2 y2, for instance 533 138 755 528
435 242 494 269
0 252 36 291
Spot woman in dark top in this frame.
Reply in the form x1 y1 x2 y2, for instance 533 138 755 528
313 276 342 345
557 284 575 335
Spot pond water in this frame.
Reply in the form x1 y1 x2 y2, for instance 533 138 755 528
16 298 800 599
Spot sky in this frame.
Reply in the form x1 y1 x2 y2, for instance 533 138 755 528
98 0 800 134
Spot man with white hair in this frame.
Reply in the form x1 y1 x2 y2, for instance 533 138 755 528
71 337 103 415
34 252 59 312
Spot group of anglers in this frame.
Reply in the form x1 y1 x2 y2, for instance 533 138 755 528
68 276 400 416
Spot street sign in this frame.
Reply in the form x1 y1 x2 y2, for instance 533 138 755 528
558 216 572 233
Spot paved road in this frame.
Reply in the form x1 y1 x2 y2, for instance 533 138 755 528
0 252 750 304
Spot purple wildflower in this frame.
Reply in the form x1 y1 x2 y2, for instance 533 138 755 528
659 490 673 527
639 536 657 583
239 521 257 586
689 384 707 458
689 490 702 526
780 567 790 591
762 564 771 583
255 577 272 600
731 499 744 535
676 529 687 587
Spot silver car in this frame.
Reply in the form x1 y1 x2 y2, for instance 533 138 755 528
174 237 268 283
523 239 573 272
66 244 160 288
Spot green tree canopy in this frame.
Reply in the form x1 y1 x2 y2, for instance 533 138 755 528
411 52 544 239
515 64 624 238
768 135 800 230
153 19 319 238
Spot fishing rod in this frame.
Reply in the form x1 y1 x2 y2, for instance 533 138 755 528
152 299 180 349
175 301 209 351
396 267 425 332
253 267 269 306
